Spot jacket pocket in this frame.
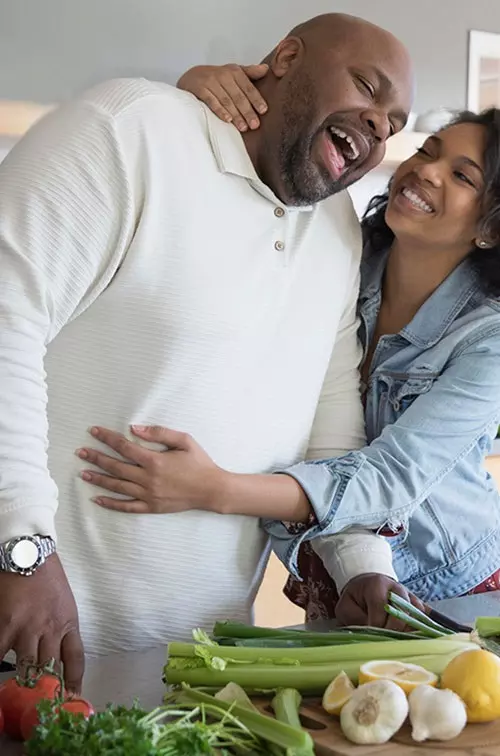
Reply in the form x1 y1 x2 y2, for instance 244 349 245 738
387 374 437 413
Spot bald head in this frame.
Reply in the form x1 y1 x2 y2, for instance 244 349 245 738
288 13 408 55
248 13 414 205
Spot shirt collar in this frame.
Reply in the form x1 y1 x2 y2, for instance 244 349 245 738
359 244 483 348
204 105 313 211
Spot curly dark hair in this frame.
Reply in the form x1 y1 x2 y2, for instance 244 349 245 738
362 108 500 297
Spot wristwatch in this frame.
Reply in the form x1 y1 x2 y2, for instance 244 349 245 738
0 535 56 576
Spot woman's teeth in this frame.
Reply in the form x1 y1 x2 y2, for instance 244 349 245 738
330 126 360 160
401 187 433 213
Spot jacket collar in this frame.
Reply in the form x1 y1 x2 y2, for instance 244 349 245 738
359 245 483 348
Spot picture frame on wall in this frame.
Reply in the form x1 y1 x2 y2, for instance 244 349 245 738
468 30 500 112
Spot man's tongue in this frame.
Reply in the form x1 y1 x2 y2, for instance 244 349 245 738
323 132 346 180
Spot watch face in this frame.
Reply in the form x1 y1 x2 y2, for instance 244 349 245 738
8 537 42 574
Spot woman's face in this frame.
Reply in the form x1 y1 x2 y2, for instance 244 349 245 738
385 122 487 254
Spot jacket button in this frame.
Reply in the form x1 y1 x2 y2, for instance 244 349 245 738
275 240 285 251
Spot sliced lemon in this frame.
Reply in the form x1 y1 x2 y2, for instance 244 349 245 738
358 660 438 694
322 671 356 716
441 648 500 723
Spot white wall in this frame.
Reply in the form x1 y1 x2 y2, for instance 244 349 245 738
3 0 500 112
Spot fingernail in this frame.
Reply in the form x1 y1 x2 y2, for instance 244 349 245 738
92 497 103 505
249 119 259 129
89 427 100 437
131 425 147 432
76 449 88 459
80 471 92 481
237 123 248 132
258 104 267 114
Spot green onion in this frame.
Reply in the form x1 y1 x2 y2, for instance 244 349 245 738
213 621 407 643
475 616 500 638
384 604 447 637
388 593 454 635
179 684 315 756
343 625 429 639
218 634 398 648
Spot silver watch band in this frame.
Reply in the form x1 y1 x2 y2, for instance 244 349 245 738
39 535 56 559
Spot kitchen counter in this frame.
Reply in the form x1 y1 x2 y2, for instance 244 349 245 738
1 593 499 754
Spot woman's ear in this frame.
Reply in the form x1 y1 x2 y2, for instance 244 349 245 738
476 239 493 249
269 36 304 79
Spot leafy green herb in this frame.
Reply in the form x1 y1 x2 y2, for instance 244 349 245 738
24 693 269 755
24 700 159 756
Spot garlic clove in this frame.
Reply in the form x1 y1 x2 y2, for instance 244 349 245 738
340 679 409 745
409 684 467 742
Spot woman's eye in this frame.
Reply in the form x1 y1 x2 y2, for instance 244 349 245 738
455 171 474 187
416 147 431 157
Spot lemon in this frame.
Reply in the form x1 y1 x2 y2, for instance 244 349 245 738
322 671 356 716
358 660 438 695
441 648 500 723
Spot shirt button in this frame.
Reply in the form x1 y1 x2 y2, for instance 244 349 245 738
275 240 285 251
274 207 285 218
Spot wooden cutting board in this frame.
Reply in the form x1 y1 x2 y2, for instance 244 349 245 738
254 697 500 755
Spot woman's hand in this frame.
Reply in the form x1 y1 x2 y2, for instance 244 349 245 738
335 574 428 630
177 63 269 132
76 425 223 514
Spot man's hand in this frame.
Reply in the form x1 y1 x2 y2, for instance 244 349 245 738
0 553 84 692
335 572 427 630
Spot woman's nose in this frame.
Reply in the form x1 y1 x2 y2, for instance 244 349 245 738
413 161 444 187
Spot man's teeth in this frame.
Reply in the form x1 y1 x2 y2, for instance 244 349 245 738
330 126 360 160
401 188 433 213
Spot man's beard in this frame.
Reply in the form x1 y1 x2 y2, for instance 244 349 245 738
278 75 347 206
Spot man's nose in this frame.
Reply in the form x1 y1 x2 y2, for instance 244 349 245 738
362 109 391 143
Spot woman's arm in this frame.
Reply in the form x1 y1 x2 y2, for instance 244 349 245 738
77 424 311 520
266 327 500 576
177 63 269 132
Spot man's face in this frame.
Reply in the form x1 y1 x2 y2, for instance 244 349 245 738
267 33 413 206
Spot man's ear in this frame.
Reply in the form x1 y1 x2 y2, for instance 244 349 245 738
269 36 304 79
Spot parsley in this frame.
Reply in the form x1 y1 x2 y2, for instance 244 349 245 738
25 701 161 756
23 696 264 755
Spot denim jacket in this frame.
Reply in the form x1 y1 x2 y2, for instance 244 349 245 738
266 247 500 600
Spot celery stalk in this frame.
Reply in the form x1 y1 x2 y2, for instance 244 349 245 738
179 684 315 756
272 688 303 731
169 635 473 666
165 647 473 694
216 683 284 756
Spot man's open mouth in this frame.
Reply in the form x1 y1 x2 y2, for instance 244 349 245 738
328 126 361 163
319 124 369 182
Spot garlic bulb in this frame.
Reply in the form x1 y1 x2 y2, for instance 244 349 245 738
409 685 467 742
340 680 409 744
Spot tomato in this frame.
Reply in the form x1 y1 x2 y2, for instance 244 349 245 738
0 674 61 739
20 697 94 741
